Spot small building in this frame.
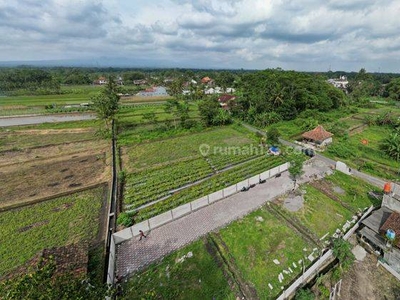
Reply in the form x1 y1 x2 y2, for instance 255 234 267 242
218 94 236 110
302 125 333 146
133 79 147 85
327 76 348 90
358 184 400 275
93 76 107 85
136 86 168 97
201 76 212 84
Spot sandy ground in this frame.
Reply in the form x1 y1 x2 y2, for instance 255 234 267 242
339 253 400 300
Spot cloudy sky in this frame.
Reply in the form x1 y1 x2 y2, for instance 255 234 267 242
1 0 400 71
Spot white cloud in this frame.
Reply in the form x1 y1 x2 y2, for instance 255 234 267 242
0 0 399 71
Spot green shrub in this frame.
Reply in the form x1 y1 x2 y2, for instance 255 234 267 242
117 212 134 227
295 288 315 300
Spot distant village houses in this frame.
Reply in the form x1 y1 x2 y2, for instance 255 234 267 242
133 79 148 85
327 75 348 90
136 86 169 97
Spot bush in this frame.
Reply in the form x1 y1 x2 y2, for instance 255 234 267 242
117 212 134 227
327 144 354 159
267 127 280 144
295 288 315 300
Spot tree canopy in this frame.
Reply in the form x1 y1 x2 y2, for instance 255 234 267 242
91 77 120 129
232 69 346 127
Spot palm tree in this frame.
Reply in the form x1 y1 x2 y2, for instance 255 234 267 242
381 130 400 161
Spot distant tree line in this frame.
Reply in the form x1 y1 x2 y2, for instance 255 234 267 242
1 66 399 105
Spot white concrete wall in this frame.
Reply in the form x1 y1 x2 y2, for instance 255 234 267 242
107 238 116 284
224 185 237 197
209 190 223 203
336 161 351 175
191 196 209 210
149 211 173 228
130 220 150 237
172 203 191 219
269 166 279 177
236 179 249 190
260 170 270 181
249 174 260 185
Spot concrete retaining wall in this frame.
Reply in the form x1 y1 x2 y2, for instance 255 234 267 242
106 238 116 285
209 190 224 203
149 211 173 229
224 185 237 198
249 174 260 185
191 196 209 211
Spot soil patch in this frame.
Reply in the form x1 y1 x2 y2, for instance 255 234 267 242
333 185 345 194
339 254 400 300
0 153 110 209
283 195 304 212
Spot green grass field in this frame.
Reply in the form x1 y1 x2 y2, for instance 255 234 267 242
326 125 400 179
291 185 353 238
122 239 234 300
121 126 256 169
219 208 314 299
0 187 105 277
132 155 285 221
324 172 381 209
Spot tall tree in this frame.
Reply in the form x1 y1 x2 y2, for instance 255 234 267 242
91 76 120 132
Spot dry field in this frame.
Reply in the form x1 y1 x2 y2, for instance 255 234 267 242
0 128 110 210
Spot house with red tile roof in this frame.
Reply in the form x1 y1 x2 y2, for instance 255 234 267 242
302 125 333 146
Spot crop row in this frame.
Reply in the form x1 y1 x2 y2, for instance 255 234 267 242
133 155 286 222
207 152 263 170
124 158 214 208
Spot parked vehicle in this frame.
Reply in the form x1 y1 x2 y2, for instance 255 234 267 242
302 148 315 157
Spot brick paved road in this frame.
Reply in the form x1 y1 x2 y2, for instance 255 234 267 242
116 159 331 278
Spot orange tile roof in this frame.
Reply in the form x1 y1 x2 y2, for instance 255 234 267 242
380 212 400 248
201 76 211 83
302 125 333 142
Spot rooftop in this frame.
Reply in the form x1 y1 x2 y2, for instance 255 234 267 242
302 125 333 142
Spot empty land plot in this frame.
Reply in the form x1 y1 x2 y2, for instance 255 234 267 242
121 239 234 300
0 186 106 278
0 128 97 152
0 139 108 167
283 185 353 238
0 153 109 209
120 95 173 104
217 207 315 299
322 172 380 210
